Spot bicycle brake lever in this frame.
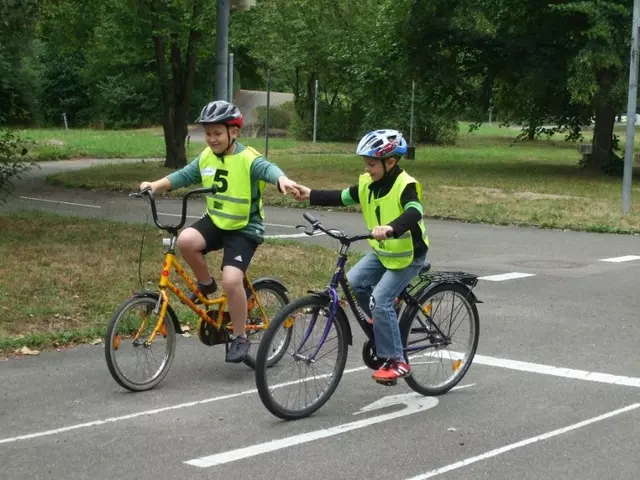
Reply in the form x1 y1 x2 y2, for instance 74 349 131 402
296 224 317 236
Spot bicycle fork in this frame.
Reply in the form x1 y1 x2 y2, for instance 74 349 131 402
134 291 169 347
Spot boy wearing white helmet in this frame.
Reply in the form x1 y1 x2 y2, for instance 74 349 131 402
140 100 299 363
293 129 429 383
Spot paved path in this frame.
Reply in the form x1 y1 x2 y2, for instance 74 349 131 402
2 159 640 479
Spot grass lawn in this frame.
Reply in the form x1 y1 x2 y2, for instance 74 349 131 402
19 126 351 161
43 123 640 233
0 211 361 356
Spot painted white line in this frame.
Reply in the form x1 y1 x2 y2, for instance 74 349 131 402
19 196 101 209
265 232 325 239
403 402 640 479
157 214 301 231
156 212 321 239
598 255 640 263
5 348 640 447
186 393 440 468
158 211 201 220
264 222 297 229
0 365 367 446
478 272 535 281
472 353 640 388
418 350 640 388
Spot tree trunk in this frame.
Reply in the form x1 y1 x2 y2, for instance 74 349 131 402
589 103 615 169
584 69 616 170
152 1 203 169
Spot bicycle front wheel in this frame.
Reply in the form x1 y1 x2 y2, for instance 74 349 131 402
104 294 177 392
254 296 349 420
401 283 479 396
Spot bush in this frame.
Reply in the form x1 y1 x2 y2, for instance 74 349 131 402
0 129 36 204
255 101 294 130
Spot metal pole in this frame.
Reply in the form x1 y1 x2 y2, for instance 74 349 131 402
227 53 234 102
265 68 271 158
62 113 68 130
409 80 415 145
215 0 229 101
312 79 318 143
623 0 640 215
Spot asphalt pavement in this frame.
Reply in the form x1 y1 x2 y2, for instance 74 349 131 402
2 158 640 480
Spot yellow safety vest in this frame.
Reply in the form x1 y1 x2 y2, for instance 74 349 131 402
199 145 265 230
358 171 428 269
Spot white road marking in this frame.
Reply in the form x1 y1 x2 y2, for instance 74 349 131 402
4 350 640 447
18 196 102 209
0 365 367 446
478 272 535 281
598 255 640 263
472 353 640 387
185 392 440 468
264 222 298 229
420 351 640 388
158 212 201 220
403 402 640 479
265 232 325 239
156 212 321 239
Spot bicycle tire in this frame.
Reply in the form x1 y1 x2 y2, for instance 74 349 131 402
104 294 177 392
243 282 291 369
255 295 349 420
401 282 479 396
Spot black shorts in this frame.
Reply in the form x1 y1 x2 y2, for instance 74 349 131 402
189 215 258 272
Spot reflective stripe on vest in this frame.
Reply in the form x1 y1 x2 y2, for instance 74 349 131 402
198 146 263 230
358 171 428 269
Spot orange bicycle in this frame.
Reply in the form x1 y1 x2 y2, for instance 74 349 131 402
104 186 292 392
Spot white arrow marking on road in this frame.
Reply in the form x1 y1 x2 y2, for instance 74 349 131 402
184 392 439 468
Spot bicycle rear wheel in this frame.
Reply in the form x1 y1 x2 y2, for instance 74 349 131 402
254 296 349 420
104 294 177 392
243 282 291 369
401 283 479 396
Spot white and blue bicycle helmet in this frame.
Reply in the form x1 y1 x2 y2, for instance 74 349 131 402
356 129 407 158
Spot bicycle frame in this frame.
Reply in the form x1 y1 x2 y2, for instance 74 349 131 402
133 187 271 345
294 217 455 362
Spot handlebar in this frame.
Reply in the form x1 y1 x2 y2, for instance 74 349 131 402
298 212 392 245
130 186 218 232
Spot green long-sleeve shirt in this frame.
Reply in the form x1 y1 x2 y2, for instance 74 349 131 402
166 143 284 243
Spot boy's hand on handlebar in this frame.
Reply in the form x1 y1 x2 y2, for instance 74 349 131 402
140 178 171 193
371 225 393 241
139 181 153 192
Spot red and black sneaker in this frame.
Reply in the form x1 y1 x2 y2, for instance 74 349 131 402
372 360 412 385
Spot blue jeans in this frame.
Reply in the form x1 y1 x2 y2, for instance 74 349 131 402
346 252 427 360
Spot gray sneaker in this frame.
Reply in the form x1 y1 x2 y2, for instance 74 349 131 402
226 336 250 363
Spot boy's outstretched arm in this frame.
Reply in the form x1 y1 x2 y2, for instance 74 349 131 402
386 183 423 238
140 157 201 193
251 157 299 195
307 185 359 206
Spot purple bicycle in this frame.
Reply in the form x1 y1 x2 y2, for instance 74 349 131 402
254 213 481 420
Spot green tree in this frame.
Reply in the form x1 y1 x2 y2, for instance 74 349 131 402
554 1 631 172
0 0 41 124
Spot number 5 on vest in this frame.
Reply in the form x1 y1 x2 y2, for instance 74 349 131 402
214 169 229 193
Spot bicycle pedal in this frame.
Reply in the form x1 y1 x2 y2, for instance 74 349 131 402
374 379 397 387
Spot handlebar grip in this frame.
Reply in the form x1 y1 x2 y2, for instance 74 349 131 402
303 212 319 224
